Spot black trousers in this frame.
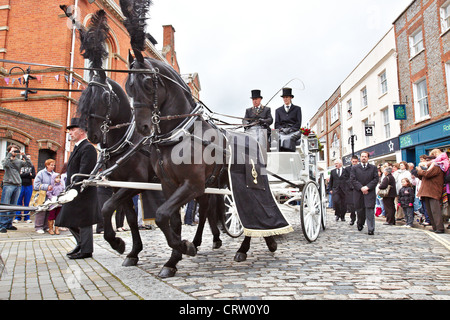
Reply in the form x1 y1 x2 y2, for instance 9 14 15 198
69 226 94 254
332 190 347 220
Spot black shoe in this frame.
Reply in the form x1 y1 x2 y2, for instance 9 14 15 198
0 228 6 233
68 252 92 260
368 230 374 235
66 245 81 256
434 230 444 234
349 220 355 226
357 226 363 231
6 226 17 230
335 216 339 221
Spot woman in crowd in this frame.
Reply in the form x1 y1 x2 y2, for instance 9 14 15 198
378 166 397 226
33 159 56 234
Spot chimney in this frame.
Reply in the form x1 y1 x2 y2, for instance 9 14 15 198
162 25 179 73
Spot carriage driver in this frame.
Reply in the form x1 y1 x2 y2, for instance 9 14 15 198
243 89 273 150
274 88 303 151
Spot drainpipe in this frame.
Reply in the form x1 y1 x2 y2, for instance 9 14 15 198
64 0 79 163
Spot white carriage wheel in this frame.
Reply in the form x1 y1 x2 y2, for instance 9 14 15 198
221 193 244 238
300 181 322 242
319 174 327 230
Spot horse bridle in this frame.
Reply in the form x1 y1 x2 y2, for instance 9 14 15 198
88 80 121 145
132 67 163 134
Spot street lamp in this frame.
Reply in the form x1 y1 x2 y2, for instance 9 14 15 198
348 134 357 157
8 66 37 101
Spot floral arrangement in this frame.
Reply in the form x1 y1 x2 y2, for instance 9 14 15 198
300 127 311 136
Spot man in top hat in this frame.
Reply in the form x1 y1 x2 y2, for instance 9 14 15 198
244 90 273 130
274 88 303 151
56 118 100 259
243 90 273 151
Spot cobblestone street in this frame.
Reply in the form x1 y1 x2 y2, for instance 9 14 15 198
1 209 449 301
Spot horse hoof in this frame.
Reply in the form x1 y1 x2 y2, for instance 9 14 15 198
183 240 197 257
266 239 278 252
158 266 177 278
212 240 222 249
112 238 125 254
234 252 247 262
122 257 139 267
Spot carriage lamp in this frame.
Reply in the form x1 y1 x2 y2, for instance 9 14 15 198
307 133 319 152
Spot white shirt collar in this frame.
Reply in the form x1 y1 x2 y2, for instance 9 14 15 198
75 138 87 147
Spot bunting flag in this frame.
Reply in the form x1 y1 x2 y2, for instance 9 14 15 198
1 73 86 91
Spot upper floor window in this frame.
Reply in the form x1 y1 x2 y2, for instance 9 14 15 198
413 78 429 120
441 1 450 33
361 87 368 109
382 107 391 139
409 28 424 57
379 71 388 95
330 105 339 124
347 99 353 118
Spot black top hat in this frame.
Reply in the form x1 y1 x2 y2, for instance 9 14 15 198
281 87 294 98
250 89 263 99
66 117 82 130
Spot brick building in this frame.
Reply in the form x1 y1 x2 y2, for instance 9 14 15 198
394 0 450 163
309 87 341 176
0 0 194 196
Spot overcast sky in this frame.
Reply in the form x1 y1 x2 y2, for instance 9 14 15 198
146 0 412 125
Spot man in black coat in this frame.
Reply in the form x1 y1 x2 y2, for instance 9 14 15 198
244 90 273 151
345 155 359 225
56 118 100 259
244 90 273 130
350 151 379 235
328 159 349 222
274 88 302 151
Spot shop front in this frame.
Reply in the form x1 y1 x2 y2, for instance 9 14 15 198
342 137 401 167
399 116 450 165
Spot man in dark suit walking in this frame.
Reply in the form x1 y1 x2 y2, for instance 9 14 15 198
345 155 359 225
56 118 99 259
274 88 302 152
350 151 379 235
328 159 348 221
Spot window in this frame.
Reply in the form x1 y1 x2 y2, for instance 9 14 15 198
379 71 388 95
0 139 25 170
320 116 324 132
361 87 368 108
413 78 429 120
382 108 391 139
409 28 424 57
330 105 339 124
331 133 339 149
441 1 450 33
347 99 353 118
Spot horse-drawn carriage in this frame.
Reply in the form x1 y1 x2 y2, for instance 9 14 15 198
0 2 327 278
221 127 327 243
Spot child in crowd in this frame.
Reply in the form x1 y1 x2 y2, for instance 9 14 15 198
398 178 415 227
46 174 65 235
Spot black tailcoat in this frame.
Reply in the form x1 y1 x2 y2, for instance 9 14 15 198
56 139 100 228
274 104 302 131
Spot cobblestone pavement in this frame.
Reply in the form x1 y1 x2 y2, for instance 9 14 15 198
0 209 449 300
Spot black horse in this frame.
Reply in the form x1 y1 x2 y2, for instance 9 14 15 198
119 0 277 277
73 8 223 271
